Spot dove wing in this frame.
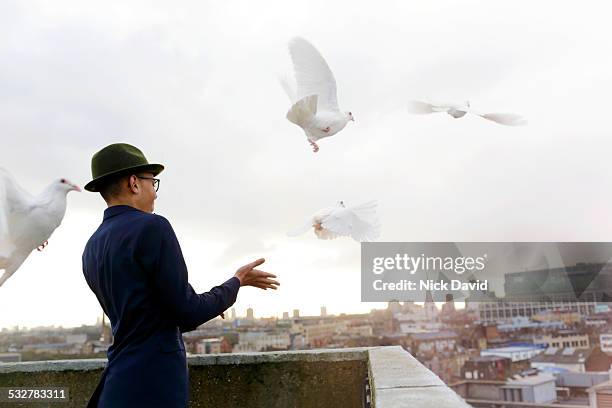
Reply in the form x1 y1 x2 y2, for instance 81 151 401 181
278 74 298 103
408 100 455 114
320 209 353 238
288 37 339 112
478 112 527 126
346 201 381 242
0 168 33 256
322 201 381 242
286 218 314 237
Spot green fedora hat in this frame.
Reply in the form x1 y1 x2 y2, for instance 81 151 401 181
84 143 164 192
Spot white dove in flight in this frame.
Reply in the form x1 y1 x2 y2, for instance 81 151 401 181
0 168 81 287
407 100 527 126
287 201 380 242
280 37 354 153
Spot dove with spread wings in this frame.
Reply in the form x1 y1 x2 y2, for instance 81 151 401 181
408 100 527 126
287 201 380 242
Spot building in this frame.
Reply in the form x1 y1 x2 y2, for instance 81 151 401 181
533 331 590 348
589 380 612 408
0 353 21 363
500 373 556 404
461 356 516 381
408 331 457 358
345 324 373 337
21 342 83 355
601 333 612 354
246 308 254 320
480 345 544 362
303 322 338 347
531 347 612 373
476 301 597 323
472 262 612 323
504 263 612 302
555 371 609 399
196 338 223 354
533 310 582 325
387 301 402 314
66 333 88 344
451 373 557 405
234 331 291 352
496 316 565 332
293 309 300 318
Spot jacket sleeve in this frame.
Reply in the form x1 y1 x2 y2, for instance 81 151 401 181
148 216 241 332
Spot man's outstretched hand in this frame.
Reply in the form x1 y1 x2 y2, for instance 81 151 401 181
234 258 280 290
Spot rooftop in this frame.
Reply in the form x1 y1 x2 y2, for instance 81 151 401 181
531 346 593 364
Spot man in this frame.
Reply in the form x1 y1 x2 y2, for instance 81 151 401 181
82 143 279 407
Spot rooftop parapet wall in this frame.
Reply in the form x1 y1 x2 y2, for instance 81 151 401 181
0 346 471 407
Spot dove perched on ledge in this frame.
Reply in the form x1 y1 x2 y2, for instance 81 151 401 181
280 37 354 153
287 201 380 242
0 168 81 287
407 100 527 126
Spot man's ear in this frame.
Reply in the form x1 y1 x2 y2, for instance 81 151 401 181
128 175 139 194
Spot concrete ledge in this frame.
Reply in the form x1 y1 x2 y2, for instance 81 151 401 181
367 346 472 408
0 347 373 373
0 358 106 373
189 346 371 366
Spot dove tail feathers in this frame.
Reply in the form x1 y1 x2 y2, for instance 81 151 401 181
286 95 317 127
0 251 29 288
0 270 9 288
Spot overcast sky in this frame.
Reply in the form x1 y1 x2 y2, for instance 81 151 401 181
1 0 611 329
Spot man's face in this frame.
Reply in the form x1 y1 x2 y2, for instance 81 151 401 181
133 172 158 213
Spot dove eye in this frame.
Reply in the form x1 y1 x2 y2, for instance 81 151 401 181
60 178 66 183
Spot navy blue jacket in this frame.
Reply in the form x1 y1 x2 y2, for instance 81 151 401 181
82 205 240 407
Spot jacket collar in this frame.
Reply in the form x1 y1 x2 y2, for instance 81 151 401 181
103 205 142 221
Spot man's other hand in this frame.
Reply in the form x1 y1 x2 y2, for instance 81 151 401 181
234 258 280 290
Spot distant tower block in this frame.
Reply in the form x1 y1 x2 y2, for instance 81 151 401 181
246 307 254 320
442 294 456 315
293 309 300 318
282 312 289 320
424 290 438 319
231 307 236 321
101 312 112 344
320 306 327 317
387 300 401 314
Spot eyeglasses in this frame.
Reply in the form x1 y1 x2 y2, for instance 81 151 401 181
135 176 160 192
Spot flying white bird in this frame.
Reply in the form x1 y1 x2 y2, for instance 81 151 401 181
407 100 527 126
0 168 81 287
280 37 354 153
287 201 380 242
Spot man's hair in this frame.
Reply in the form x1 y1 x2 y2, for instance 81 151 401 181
99 173 130 202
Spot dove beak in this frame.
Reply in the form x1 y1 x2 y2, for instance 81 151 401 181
72 184 82 192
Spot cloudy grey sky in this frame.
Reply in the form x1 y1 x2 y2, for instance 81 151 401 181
1 0 611 328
